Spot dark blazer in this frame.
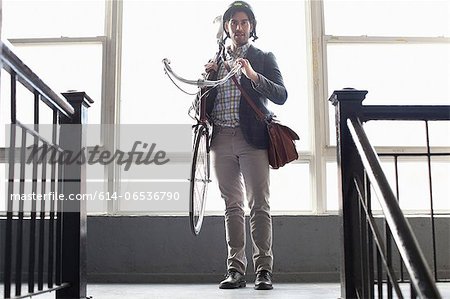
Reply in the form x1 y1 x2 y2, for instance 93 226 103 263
205 45 288 149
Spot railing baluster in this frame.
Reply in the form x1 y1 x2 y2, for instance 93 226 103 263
410 281 417 298
15 127 27 296
38 143 48 290
48 110 58 288
11 72 17 123
385 221 393 299
425 120 438 281
5 71 18 299
385 158 394 298
365 173 374 299
28 91 40 294
359 183 369 298
377 250 383 299
354 178 404 298
4 124 17 299
56 150 63 286
393 155 405 283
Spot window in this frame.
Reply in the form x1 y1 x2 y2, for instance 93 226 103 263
120 0 310 214
8 44 103 124
323 0 450 213
1 0 107 215
2 0 105 38
1 0 448 215
2 0 106 124
323 0 449 37
120 1 308 142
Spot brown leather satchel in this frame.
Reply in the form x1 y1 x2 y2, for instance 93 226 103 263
266 120 299 169
228 69 299 169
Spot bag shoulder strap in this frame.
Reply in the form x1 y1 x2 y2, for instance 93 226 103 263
224 62 267 122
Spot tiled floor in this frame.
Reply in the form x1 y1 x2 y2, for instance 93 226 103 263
87 283 342 299
3 282 450 298
3 283 341 299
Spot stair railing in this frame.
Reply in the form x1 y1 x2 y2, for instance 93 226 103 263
330 88 449 299
1 40 93 299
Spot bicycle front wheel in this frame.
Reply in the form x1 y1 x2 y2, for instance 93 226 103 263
189 124 210 236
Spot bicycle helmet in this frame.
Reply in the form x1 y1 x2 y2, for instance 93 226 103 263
222 1 258 41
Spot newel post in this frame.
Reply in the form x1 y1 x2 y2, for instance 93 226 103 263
329 88 368 299
57 91 93 299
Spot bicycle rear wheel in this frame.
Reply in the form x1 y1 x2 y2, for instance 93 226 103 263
189 124 210 236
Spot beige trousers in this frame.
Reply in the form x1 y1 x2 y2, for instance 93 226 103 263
211 126 273 275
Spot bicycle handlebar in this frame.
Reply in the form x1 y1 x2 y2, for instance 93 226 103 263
162 58 241 88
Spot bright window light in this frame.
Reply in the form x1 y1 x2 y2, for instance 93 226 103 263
2 0 105 38
324 0 450 37
120 0 309 150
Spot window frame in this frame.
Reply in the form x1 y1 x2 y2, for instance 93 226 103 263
320 0 450 214
2 0 449 216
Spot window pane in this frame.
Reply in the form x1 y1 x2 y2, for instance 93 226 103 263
429 121 450 147
329 113 450 148
327 43 450 145
362 120 450 147
370 159 397 212
324 161 395 212
329 115 450 148
324 0 450 37
11 44 103 124
397 160 432 211
120 0 310 149
326 157 450 213
269 163 312 212
431 160 450 211
326 161 338 211
2 0 105 38
327 44 450 105
257 1 309 151
364 121 427 147
328 104 338 147
0 73 62 150
121 1 218 125
205 170 224 213
86 169 108 214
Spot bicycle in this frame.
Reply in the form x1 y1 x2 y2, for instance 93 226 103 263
162 45 241 236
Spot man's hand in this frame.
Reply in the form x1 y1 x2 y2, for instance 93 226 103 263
236 58 260 84
204 60 218 73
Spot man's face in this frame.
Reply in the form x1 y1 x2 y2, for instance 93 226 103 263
225 11 253 47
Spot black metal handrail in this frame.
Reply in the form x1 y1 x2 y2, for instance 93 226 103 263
361 105 450 121
348 117 441 298
1 40 74 117
1 40 91 299
330 88 449 299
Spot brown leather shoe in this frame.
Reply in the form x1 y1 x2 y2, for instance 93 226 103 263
219 269 246 289
254 270 273 290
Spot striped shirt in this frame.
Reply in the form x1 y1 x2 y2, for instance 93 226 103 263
211 43 250 127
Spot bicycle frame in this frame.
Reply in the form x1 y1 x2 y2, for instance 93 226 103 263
162 36 240 236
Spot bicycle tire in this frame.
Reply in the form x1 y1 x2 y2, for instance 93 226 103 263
189 124 210 236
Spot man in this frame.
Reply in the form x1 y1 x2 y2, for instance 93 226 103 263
203 1 287 290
